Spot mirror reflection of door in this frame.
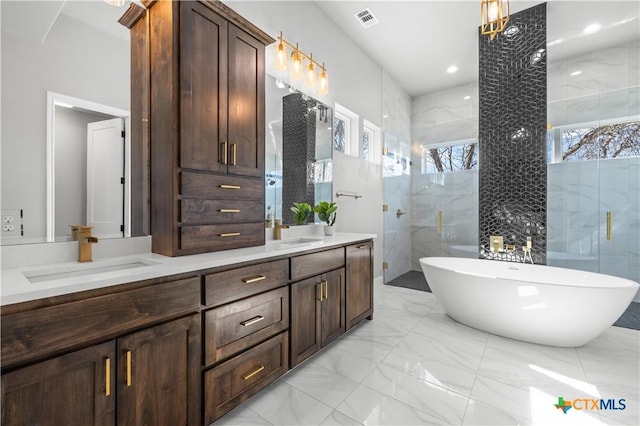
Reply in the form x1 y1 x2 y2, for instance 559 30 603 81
87 118 125 239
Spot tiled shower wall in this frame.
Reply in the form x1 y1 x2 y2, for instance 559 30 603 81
479 3 547 264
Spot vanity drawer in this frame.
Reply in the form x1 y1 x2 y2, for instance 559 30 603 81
204 331 288 423
181 199 263 224
181 171 262 200
1 277 200 368
204 286 289 366
180 222 265 251
204 259 288 307
290 247 345 281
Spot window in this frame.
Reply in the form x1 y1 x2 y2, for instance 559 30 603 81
547 119 640 163
421 140 478 174
362 120 381 163
333 103 359 156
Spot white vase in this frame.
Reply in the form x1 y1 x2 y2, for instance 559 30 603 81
324 225 335 236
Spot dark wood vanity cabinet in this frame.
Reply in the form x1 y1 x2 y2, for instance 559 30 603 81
346 241 374 330
0 278 202 426
132 0 274 256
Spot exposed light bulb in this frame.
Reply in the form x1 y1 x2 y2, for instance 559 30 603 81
275 38 288 71
305 59 317 88
318 66 329 95
290 47 303 80
488 0 499 22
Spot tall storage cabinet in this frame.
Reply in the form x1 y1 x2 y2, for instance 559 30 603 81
133 0 273 256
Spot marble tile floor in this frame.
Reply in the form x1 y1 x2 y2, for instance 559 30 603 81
212 282 640 426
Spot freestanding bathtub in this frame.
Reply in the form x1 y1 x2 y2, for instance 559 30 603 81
419 257 640 347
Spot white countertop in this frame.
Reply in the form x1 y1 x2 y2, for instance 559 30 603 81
1 233 375 306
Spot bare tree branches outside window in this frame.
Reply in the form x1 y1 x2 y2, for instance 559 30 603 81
562 121 640 161
422 142 478 173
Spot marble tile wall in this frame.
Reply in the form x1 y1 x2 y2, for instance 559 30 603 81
382 71 412 282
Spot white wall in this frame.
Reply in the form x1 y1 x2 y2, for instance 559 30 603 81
1 12 129 241
225 1 386 279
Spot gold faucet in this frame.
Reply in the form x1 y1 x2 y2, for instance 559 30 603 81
78 225 98 262
273 219 289 240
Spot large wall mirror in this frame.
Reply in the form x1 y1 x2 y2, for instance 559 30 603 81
265 74 333 226
1 1 138 245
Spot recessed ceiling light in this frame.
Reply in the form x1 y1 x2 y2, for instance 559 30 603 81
464 95 471 100
583 23 601 35
447 65 458 74
570 70 582 77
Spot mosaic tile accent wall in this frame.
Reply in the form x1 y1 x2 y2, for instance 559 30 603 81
282 93 316 225
479 3 547 264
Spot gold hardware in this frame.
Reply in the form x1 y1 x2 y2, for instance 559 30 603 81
490 235 504 253
322 280 328 300
317 282 323 301
78 225 98 262
357 244 368 249
242 365 265 380
505 244 516 252
382 204 389 212
240 316 265 327
105 357 111 396
273 219 289 240
219 209 241 213
437 211 443 234
382 261 388 270
220 232 241 237
126 350 132 387
242 275 267 284
219 184 240 190
221 141 228 165
231 143 237 166
606 211 613 241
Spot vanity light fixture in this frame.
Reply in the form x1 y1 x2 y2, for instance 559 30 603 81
481 0 510 41
104 0 125 6
274 32 329 95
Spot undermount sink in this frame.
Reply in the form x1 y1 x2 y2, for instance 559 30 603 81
23 258 159 283
277 237 324 246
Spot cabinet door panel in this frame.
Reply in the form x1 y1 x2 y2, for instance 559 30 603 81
180 2 228 173
227 24 264 178
321 268 346 347
290 276 322 367
1 341 115 426
117 315 200 426
346 242 374 330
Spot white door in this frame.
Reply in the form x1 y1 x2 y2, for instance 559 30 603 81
87 118 124 238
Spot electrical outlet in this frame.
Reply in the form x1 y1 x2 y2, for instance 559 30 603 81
1 209 23 238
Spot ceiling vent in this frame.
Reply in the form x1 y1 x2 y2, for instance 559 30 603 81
354 8 379 28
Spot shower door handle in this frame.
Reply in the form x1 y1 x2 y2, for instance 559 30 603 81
606 211 613 242
396 209 406 219
437 210 443 234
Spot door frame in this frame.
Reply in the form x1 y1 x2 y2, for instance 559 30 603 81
46 91 130 242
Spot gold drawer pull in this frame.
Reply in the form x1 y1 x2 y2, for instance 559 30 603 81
317 282 323 301
220 141 228 165
219 184 240 190
240 316 265 327
242 365 265 380
219 209 241 213
105 357 111 396
323 280 328 300
242 275 266 284
219 232 241 237
125 350 132 387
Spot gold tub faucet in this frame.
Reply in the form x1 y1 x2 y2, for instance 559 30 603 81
78 225 98 262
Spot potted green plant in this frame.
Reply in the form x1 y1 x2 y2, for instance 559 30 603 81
314 201 337 235
290 202 312 225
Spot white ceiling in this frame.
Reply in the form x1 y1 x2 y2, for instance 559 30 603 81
3 1 638 98
315 1 640 97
